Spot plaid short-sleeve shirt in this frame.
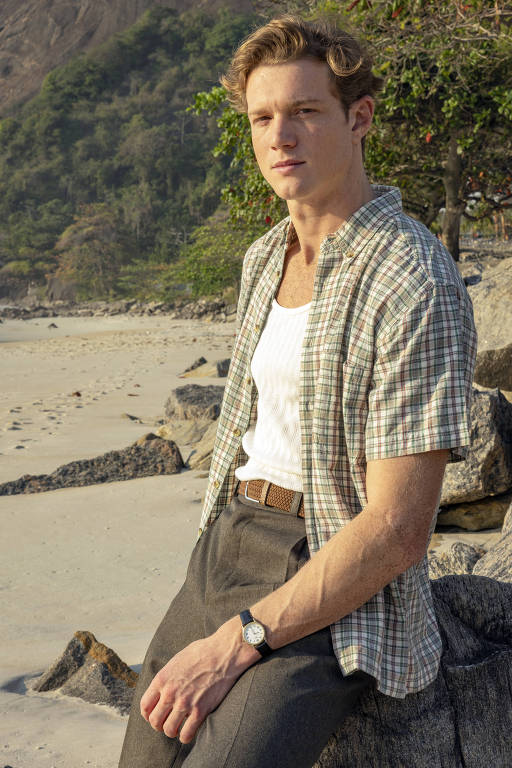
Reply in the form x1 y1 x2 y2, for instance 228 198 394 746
199 185 478 699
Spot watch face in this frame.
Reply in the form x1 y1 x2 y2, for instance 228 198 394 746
243 621 265 645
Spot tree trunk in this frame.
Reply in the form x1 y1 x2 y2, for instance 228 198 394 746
442 137 465 261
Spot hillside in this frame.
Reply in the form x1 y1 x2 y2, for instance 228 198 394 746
0 0 256 117
0 6 261 302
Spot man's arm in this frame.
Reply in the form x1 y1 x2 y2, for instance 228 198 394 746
140 448 449 743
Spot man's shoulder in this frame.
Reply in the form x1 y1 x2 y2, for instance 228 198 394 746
369 206 466 299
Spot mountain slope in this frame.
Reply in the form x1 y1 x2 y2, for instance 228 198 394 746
0 0 255 116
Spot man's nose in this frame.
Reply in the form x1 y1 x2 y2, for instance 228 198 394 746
270 116 297 149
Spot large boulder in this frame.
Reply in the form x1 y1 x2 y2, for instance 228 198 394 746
436 490 512 531
29 631 137 715
440 387 512 505
164 384 225 421
473 500 512 581
474 343 512 392
188 421 219 470
466 256 512 351
315 576 512 768
428 542 485 579
0 433 184 495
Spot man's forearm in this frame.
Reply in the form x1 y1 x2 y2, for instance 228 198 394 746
237 500 426 652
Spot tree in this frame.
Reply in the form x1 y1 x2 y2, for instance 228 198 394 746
54 203 133 298
193 1 512 259
160 211 266 301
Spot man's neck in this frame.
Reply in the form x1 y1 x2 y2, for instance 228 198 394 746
287 174 374 265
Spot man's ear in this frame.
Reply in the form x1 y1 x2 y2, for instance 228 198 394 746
350 95 374 141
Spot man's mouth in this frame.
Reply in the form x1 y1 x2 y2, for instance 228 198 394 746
272 160 305 169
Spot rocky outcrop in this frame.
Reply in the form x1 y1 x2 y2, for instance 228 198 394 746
315 575 512 768
187 421 219 470
428 542 485 579
436 490 512 531
473 500 512 581
0 433 183 495
179 358 231 378
0 297 237 321
466 255 512 351
474 342 512 392
440 387 512 506
29 631 137 715
165 384 225 421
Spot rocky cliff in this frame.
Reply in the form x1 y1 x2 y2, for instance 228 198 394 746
0 0 255 116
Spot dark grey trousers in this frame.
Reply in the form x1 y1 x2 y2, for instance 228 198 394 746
119 493 373 768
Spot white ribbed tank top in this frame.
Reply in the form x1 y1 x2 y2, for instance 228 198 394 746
234 297 311 492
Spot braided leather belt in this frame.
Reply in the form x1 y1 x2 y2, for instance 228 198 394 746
236 479 305 518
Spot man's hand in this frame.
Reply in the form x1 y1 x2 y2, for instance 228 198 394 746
140 617 259 744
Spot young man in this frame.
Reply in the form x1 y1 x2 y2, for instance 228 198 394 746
119 15 477 768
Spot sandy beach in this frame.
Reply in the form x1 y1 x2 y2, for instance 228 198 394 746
0 312 502 768
0 313 236 768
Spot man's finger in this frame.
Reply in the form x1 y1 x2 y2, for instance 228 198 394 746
179 709 205 744
140 688 161 721
148 696 175 731
163 708 189 739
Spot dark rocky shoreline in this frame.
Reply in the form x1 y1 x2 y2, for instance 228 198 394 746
0 297 237 323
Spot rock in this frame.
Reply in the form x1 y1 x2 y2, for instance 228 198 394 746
314 576 512 768
436 490 512 531
180 358 231 378
164 384 224 421
29 631 137 715
182 356 208 373
121 412 143 423
156 418 212 447
473 500 512 581
503 499 512 535
188 421 219 470
0 433 184 495
474 342 512 392
466 255 512 351
440 387 512 505
428 542 485 578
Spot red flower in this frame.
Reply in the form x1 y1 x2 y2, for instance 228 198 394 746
391 6 402 18
425 132 432 143
265 215 272 225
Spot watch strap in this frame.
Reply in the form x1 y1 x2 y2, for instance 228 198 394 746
239 609 273 657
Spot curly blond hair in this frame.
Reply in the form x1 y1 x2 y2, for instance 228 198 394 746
220 15 383 117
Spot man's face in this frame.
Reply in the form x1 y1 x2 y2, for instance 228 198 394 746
246 57 370 209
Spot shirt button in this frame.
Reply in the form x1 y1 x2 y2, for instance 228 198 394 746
346 251 355 259
213 480 220 488
198 528 203 537
233 428 241 437
246 377 252 385
254 324 261 333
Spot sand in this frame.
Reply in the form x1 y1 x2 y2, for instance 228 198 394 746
0 313 236 768
0 312 501 768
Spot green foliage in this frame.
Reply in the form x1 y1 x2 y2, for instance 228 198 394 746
54 203 134 299
161 213 266 300
0 7 257 297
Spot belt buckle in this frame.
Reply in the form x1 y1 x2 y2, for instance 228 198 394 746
244 481 261 504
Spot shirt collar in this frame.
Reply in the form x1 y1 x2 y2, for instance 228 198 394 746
263 185 403 259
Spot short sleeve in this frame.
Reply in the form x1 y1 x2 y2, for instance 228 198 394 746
365 282 477 464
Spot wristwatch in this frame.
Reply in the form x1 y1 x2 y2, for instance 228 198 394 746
239 609 273 657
